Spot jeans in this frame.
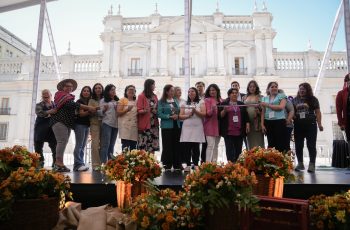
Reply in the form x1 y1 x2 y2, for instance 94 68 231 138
224 135 243 162
121 139 137 151
73 124 89 170
100 123 118 163
264 119 288 153
294 121 317 163
52 122 71 165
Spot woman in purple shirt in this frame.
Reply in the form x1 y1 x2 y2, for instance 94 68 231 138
219 88 250 162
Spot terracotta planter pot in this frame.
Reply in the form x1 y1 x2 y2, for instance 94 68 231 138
116 180 146 209
253 175 284 198
0 197 59 230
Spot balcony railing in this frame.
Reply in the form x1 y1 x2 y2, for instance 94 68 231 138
232 67 247 75
0 108 11 115
179 68 195 75
128 68 143 76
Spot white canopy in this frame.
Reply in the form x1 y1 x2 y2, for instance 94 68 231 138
0 0 56 13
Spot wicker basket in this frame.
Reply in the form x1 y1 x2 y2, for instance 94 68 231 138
0 197 59 230
253 174 284 197
116 180 146 209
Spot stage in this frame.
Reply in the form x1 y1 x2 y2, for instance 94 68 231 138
64 166 350 208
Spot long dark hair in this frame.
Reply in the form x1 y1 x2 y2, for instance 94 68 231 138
103 84 119 103
79 86 92 104
186 87 200 105
205 84 221 102
296 82 315 106
246 80 261 96
160 84 174 102
143 79 155 99
91 83 104 101
124 85 136 100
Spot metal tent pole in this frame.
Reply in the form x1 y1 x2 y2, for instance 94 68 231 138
314 1 343 95
28 0 46 151
184 0 191 91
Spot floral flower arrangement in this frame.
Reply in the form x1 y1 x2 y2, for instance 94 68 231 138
0 167 72 221
183 162 259 213
104 149 162 183
131 187 202 230
238 147 294 180
0 145 40 179
309 190 350 230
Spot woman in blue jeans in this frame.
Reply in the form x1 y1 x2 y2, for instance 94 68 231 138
73 86 92 172
99 84 119 163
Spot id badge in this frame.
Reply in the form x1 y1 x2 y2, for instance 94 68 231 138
269 111 275 118
299 112 306 119
233 116 239 123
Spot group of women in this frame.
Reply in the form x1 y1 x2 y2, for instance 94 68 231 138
34 78 323 173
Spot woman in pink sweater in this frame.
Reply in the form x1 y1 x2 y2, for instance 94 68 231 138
204 84 222 162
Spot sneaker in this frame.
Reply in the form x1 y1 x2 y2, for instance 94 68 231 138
184 166 191 172
75 165 89 172
53 164 71 173
295 162 305 171
307 163 315 173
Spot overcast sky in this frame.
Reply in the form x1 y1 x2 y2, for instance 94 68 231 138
0 0 345 55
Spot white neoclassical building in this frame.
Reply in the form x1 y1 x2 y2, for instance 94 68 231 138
0 6 346 161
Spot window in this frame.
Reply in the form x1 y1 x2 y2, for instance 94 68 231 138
0 98 10 115
0 123 8 141
128 58 142 76
233 57 247 75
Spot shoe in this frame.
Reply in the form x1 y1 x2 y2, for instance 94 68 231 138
53 164 71 173
183 166 191 172
295 162 305 171
307 163 315 173
75 165 89 172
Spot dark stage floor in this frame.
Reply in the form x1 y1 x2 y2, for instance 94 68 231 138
60 166 350 208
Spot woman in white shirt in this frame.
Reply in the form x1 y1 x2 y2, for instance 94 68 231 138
117 85 138 151
179 87 206 167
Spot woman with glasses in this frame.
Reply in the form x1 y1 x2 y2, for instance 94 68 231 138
51 79 96 172
117 85 138 151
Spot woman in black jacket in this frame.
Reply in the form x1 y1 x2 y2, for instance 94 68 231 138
219 88 250 162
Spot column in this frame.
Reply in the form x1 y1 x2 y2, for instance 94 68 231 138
101 33 111 75
216 33 226 75
265 35 275 75
206 33 215 75
111 33 121 77
160 34 168 75
150 34 158 75
254 33 265 75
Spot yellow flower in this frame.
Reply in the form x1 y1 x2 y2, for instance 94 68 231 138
335 210 346 223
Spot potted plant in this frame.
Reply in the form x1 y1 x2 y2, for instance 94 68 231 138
131 187 202 229
309 190 350 230
103 149 162 209
238 147 294 197
0 167 72 229
183 162 259 230
0 145 40 180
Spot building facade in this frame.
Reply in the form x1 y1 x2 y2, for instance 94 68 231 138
0 7 346 159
